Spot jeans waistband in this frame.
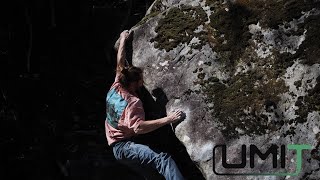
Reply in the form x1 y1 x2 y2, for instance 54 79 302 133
110 140 129 147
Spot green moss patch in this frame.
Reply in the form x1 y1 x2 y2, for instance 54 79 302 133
198 0 320 139
198 67 288 139
207 0 320 69
152 5 208 52
149 0 164 14
209 3 254 63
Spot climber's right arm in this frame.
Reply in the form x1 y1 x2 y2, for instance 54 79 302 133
134 111 184 134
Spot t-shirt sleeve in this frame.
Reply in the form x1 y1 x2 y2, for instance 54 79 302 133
124 99 145 134
111 72 121 88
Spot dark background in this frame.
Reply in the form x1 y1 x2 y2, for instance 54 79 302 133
0 0 204 179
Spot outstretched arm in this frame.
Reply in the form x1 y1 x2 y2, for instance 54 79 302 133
135 111 184 134
116 30 130 74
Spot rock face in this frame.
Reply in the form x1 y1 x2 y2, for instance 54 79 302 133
125 0 320 179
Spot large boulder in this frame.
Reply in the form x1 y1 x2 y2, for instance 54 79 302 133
121 0 320 179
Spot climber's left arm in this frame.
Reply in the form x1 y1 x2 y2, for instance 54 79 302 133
116 30 130 74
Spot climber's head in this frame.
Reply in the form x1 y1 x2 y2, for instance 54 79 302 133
120 66 144 92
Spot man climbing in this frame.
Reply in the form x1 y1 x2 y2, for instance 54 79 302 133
105 30 185 180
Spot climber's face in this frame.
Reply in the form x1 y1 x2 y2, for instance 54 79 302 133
129 73 144 92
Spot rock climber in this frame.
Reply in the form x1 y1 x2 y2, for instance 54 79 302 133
105 30 185 180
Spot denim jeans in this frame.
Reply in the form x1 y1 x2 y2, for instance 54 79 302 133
112 141 184 180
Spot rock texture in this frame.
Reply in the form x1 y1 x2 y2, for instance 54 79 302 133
123 0 320 179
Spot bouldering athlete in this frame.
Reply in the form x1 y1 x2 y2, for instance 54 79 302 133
105 30 185 180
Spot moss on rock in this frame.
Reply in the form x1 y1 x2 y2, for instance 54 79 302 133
137 0 320 140
297 13 320 65
199 67 288 139
208 1 256 65
152 5 208 52
296 75 320 123
207 0 320 68
149 0 164 14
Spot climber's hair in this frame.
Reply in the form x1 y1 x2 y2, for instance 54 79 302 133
119 66 143 88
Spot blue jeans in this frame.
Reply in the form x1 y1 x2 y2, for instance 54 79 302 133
112 141 184 180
